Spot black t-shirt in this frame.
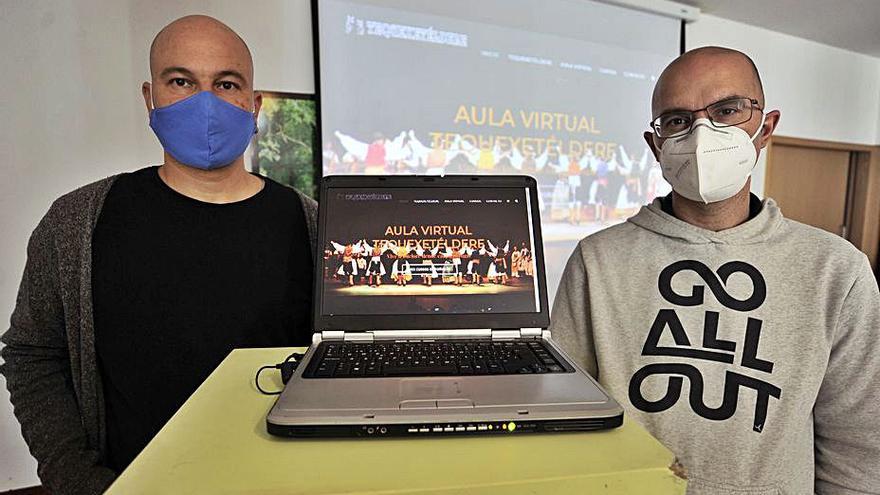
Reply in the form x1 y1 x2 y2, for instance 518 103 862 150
92 166 313 471
659 192 763 220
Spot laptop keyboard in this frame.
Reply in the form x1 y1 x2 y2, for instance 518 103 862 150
304 340 570 378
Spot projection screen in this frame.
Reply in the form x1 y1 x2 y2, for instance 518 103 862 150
316 0 681 302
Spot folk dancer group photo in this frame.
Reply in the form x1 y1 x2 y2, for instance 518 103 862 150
324 239 534 292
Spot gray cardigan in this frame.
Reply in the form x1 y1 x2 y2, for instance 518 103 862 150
0 175 318 494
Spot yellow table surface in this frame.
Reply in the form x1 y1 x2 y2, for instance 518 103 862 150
108 348 686 494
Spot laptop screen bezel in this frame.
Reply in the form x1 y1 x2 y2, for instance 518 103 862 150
312 175 551 331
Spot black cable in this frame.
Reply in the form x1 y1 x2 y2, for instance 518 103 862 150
255 365 283 395
255 352 306 395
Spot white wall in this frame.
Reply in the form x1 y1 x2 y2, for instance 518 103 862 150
686 13 880 195
0 0 312 490
3 2 880 491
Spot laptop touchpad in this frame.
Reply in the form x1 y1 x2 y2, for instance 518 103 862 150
400 379 465 399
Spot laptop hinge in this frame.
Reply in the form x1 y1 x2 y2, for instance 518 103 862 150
521 327 543 337
491 328 543 340
318 331 375 342
319 331 346 342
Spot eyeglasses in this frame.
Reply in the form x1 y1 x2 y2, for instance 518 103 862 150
650 97 762 138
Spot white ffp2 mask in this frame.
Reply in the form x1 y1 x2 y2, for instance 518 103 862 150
659 116 765 204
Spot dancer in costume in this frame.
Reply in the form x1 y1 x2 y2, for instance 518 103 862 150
477 247 493 286
392 244 412 286
449 246 464 286
363 240 387 287
494 249 509 285
511 247 522 278
340 243 357 286
462 246 478 285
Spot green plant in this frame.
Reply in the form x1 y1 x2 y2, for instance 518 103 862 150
254 96 317 198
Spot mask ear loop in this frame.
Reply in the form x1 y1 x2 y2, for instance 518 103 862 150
147 87 157 114
748 113 767 172
749 113 767 142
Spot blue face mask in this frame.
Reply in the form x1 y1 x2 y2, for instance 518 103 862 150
149 91 257 170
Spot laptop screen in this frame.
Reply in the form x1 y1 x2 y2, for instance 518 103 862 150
318 178 545 327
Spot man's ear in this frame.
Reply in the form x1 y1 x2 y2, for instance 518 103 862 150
756 110 780 149
142 82 153 116
643 131 660 162
253 91 263 122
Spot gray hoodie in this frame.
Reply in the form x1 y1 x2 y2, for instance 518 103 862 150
551 197 880 494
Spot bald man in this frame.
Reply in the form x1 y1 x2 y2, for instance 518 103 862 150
551 47 880 493
1 16 317 493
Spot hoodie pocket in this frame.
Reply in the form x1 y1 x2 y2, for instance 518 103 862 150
687 477 780 495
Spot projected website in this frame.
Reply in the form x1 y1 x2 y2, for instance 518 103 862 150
321 187 539 316
320 0 674 294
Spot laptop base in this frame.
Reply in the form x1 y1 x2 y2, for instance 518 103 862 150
267 415 623 438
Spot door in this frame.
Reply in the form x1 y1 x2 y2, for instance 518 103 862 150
765 136 880 270
765 143 851 236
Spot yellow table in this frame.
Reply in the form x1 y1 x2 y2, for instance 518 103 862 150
108 348 686 494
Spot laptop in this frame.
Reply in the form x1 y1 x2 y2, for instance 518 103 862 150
267 175 623 437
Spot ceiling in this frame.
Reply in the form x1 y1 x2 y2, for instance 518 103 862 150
676 0 880 58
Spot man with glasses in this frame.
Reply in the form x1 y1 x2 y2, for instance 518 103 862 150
551 47 880 493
